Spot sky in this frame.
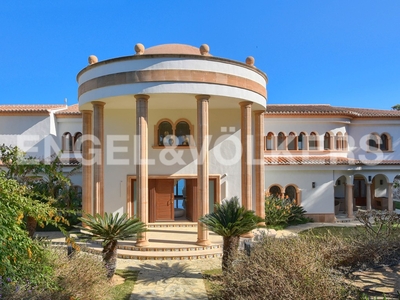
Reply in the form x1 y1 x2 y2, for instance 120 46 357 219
0 1 399 109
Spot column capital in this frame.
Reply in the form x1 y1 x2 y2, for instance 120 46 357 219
81 109 93 114
134 94 150 101
91 101 106 107
346 184 354 187
366 182 372 186
254 109 265 115
239 101 253 107
195 94 210 101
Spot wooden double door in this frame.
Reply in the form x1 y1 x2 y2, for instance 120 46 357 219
148 179 198 223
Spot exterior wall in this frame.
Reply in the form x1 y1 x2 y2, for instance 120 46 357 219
348 119 400 161
0 115 52 156
102 107 243 214
265 167 335 214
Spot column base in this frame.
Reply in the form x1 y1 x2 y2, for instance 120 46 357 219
241 231 254 238
196 239 211 246
135 240 149 247
257 222 266 227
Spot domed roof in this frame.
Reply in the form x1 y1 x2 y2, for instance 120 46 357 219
144 44 206 55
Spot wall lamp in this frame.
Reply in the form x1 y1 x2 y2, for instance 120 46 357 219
337 180 341 186
312 182 316 188
380 179 383 185
368 176 372 182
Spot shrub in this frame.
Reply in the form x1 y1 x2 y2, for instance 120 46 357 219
265 195 311 227
221 235 357 300
0 247 111 300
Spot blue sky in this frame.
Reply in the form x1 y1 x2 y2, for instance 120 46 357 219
0 1 399 109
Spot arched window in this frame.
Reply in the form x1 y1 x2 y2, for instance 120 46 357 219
287 132 296 150
269 185 282 198
175 121 190 146
309 132 318 150
336 132 343 150
285 185 298 204
368 133 379 151
324 132 331 150
266 132 275 150
277 132 286 150
62 132 73 152
157 121 173 146
344 133 348 150
298 132 306 150
74 132 82 152
380 133 389 151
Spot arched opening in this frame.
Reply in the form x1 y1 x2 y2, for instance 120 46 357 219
380 133 389 151
284 185 298 204
269 185 282 198
298 132 306 150
368 133 379 151
175 121 190 146
336 132 343 150
309 132 318 150
266 132 275 150
62 132 73 152
157 120 173 146
324 132 331 150
287 132 296 150
277 132 286 150
74 132 82 152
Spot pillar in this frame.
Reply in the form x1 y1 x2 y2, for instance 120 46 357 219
81 110 93 218
240 101 253 238
196 94 211 246
346 184 354 218
366 183 372 210
92 101 105 215
254 110 265 220
135 94 150 247
388 183 393 212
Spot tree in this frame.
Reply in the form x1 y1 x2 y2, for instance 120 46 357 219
75 213 146 278
392 104 400 110
0 172 57 286
199 197 263 273
0 144 81 237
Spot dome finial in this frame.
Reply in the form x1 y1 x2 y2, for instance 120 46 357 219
135 43 145 55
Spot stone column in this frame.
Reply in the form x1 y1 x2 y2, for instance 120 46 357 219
135 94 150 247
240 101 253 210
81 110 93 218
366 183 372 210
254 110 265 220
388 183 393 212
196 94 211 246
346 184 354 218
92 101 105 215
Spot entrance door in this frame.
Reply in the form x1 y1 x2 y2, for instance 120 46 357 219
149 179 174 222
354 179 366 206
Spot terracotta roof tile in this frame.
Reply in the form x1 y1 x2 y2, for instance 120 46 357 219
265 104 400 118
54 104 81 115
265 156 400 166
0 104 66 113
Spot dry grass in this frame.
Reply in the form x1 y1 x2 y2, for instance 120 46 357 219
2 247 112 300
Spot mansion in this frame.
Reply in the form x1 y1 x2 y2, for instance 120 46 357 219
1 43 399 246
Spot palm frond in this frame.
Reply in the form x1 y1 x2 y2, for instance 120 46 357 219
200 196 263 237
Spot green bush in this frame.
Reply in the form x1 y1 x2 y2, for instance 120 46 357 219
265 195 311 227
1 247 111 300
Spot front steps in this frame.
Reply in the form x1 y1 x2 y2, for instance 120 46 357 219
54 222 224 260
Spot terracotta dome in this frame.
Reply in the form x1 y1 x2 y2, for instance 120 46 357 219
144 44 205 55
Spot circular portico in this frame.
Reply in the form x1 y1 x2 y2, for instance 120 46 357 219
77 43 268 246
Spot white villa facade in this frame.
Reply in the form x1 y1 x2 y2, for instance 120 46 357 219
1 43 399 246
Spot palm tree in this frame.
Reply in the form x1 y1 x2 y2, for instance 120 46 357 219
392 104 400 110
200 196 263 273
76 212 146 278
